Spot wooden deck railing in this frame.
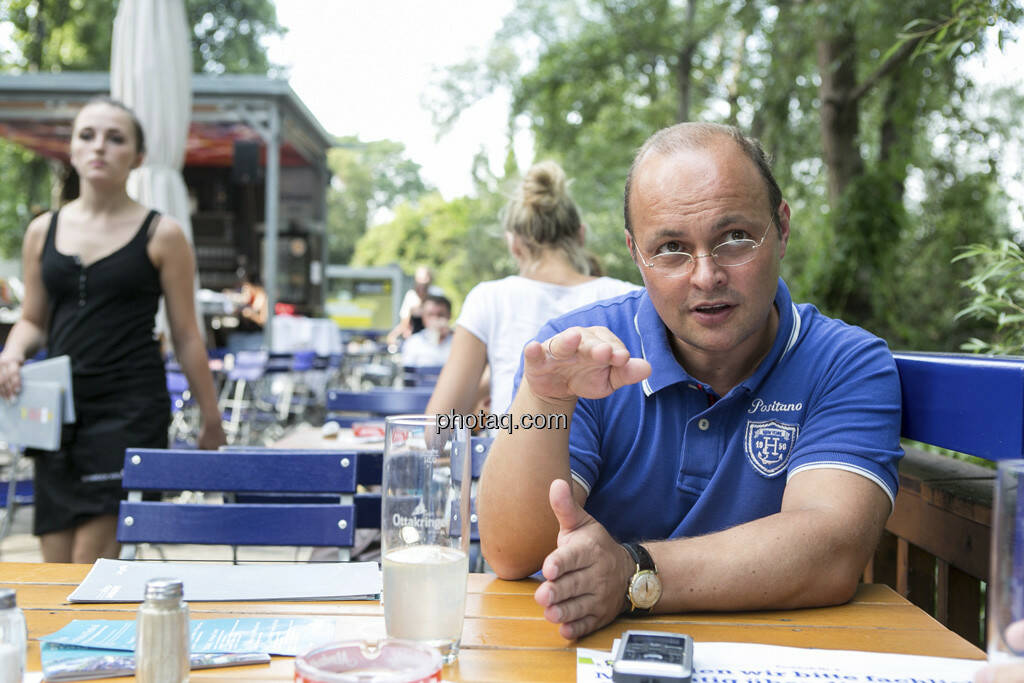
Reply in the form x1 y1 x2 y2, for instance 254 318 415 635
864 446 994 648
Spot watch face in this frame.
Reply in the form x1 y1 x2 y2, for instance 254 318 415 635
629 569 662 609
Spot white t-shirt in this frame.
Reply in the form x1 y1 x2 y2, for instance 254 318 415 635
401 329 454 367
457 275 641 415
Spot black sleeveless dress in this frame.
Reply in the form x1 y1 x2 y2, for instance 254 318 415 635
28 209 170 535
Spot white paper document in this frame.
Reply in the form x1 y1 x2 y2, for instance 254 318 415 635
0 379 62 450
68 559 382 603
577 641 985 683
20 355 74 422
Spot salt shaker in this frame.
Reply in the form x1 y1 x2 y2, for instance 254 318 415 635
0 588 26 683
135 578 190 683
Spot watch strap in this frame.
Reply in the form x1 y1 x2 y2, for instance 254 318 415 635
623 542 656 572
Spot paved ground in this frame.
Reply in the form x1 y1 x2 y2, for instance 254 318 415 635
0 502 40 562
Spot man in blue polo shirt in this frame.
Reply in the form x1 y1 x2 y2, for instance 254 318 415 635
477 122 903 640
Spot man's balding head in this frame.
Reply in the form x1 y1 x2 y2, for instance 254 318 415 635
624 123 783 237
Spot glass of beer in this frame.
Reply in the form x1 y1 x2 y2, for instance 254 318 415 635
381 414 471 664
990 459 1024 665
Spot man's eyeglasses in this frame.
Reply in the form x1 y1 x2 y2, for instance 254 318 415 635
633 217 775 278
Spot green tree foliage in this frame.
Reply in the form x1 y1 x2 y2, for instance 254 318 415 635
1 0 116 71
0 0 282 74
0 144 48 258
326 137 431 267
351 191 512 315
0 0 284 259
185 0 283 75
431 0 1023 350
955 239 1024 355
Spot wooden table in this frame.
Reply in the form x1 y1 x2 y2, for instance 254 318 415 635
2 562 983 682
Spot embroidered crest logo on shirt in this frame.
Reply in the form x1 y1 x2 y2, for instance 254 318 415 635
744 420 799 477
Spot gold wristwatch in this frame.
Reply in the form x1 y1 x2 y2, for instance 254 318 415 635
622 542 661 614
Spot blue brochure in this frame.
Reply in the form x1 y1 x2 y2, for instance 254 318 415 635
39 617 336 681
40 644 271 682
40 616 336 655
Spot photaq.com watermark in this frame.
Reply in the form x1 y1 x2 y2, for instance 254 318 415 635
436 410 568 434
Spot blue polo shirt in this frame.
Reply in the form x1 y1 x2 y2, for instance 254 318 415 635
520 278 903 544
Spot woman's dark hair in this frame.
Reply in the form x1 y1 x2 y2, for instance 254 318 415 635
423 294 452 316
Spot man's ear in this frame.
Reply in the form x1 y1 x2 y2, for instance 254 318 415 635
776 200 791 260
578 222 587 244
624 229 639 265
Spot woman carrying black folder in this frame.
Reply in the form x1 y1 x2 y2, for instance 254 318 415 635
0 97 226 564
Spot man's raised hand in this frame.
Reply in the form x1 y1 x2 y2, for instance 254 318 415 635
522 326 651 404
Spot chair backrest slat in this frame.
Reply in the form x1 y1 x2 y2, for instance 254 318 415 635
118 502 355 547
326 388 432 416
894 352 1024 461
215 447 382 488
123 448 357 493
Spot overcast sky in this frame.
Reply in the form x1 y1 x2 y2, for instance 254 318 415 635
266 0 521 200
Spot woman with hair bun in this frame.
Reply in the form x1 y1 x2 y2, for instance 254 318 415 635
427 160 639 417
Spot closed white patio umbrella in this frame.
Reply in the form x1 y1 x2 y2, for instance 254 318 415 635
111 0 200 337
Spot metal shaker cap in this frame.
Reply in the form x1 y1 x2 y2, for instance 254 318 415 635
144 578 184 601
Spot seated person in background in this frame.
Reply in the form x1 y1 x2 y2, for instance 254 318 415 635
240 276 268 328
401 294 454 368
387 265 443 344
223 269 267 352
426 160 639 418
477 122 903 640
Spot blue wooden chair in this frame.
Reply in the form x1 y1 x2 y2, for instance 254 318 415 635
326 387 433 427
0 447 33 545
117 447 381 562
876 352 1024 647
894 351 1024 461
452 436 492 572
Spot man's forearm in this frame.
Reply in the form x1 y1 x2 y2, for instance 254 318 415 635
647 473 888 613
478 379 578 578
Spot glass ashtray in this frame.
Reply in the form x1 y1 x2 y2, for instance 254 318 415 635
294 639 443 683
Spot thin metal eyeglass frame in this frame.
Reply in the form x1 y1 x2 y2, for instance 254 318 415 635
633 217 776 277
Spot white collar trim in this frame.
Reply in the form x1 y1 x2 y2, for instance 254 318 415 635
633 310 654 397
782 303 801 359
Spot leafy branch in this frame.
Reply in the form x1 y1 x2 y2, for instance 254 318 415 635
954 240 1024 355
881 0 1022 64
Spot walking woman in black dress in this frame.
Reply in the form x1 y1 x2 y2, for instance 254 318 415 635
0 97 226 563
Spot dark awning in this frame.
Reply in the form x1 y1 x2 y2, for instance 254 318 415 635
0 71 333 168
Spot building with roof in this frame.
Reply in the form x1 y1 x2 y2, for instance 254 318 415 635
0 71 333 332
